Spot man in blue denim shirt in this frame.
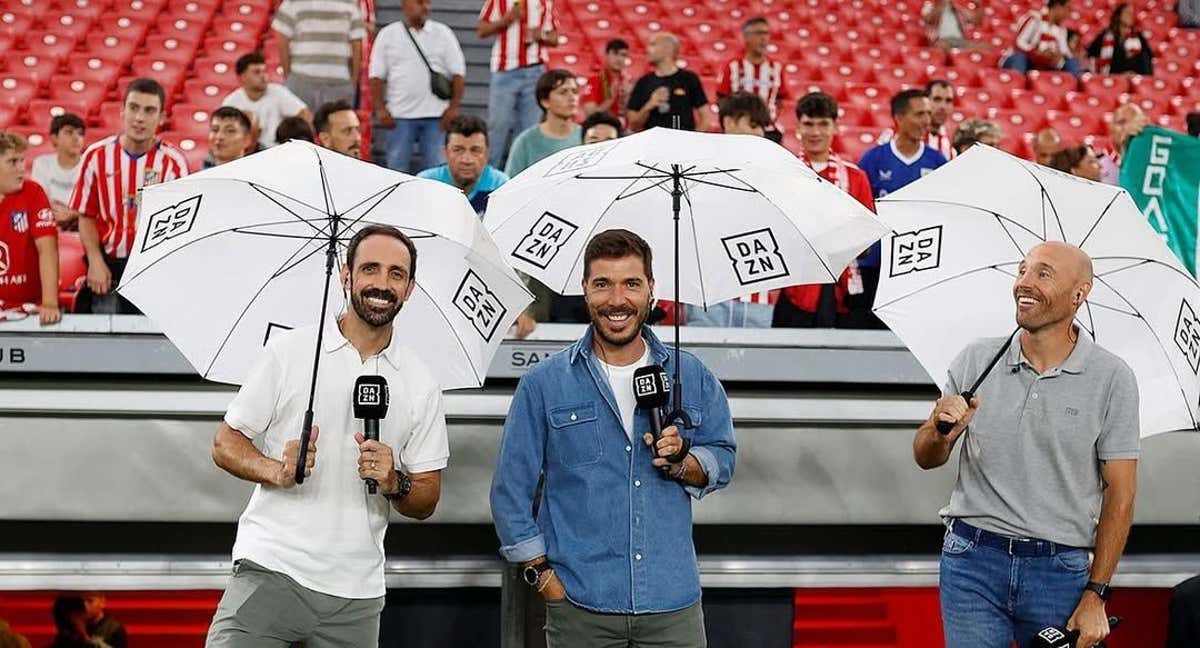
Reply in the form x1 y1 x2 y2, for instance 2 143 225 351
490 229 736 647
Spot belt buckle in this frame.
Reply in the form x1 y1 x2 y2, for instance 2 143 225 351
1007 537 1016 555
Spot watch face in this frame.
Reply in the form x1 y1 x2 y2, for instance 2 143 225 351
523 566 540 586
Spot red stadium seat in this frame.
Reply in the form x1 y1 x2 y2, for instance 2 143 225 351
0 75 41 109
1079 73 1129 95
65 54 123 88
83 33 139 66
955 87 1012 116
111 0 167 19
96 15 152 43
23 31 77 62
1025 70 1077 102
948 48 1002 69
976 68 1026 95
161 131 209 171
183 77 238 105
48 79 108 109
28 98 92 131
834 127 880 162
843 82 893 108
143 35 201 65
169 103 213 138
0 105 16 130
39 10 94 41
1172 96 1200 117
1064 90 1118 113
57 230 87 313
1126 93 1167 117
838 102 885 127
990 109 1048 133
153 16 208 46
1048 110 1103 142
52 0 106 19
1129 74 1179 97
128 58 188 93
1011 89 1067 113
0 10 36 39
161 0 219 22
3 53 59 86
211 16 266 39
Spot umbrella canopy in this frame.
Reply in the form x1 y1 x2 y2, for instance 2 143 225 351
484 127 887 308
874 144 1200 437
119 140 532 390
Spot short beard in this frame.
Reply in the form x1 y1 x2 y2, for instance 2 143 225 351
351 287 402 327
589 303 650 348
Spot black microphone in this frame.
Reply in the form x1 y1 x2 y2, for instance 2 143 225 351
353 375 389 494
633 364 670 442
1028 616 1121 648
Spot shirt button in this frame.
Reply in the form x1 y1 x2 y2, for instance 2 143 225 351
635 554 642 561
626 445 632 452
634 480 641 487
570 413 577 421
1031 393 1039 400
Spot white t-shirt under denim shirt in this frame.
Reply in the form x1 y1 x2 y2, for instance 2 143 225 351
596 346 651 441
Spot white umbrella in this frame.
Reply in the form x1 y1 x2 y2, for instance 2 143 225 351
874 144 1200 437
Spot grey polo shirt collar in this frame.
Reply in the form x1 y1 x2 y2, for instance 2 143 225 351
1006 327 1093 376
320 315 403 370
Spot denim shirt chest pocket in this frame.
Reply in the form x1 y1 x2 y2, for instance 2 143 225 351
548 402 602 468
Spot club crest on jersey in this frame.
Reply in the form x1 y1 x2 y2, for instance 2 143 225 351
1175 299 1200 374
453 269 507 342
513 212 577 269
142 194 201 252
144 168 160 185
722 228 788 285
10 211 28 233
889 226 943 277
0 241 9 275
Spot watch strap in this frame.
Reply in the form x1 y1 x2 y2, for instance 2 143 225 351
1085 580 1112 601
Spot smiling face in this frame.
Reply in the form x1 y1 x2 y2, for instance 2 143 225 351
1013 242 1092 333
583 253 654 349
343 234 415 328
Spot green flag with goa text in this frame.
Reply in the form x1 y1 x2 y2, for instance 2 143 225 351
1120 126 1200 274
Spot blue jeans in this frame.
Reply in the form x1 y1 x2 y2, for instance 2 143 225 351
385 117 444 174
939 524 1090 648
1001 51 1082 76
687 301 774 328
487 64 544 168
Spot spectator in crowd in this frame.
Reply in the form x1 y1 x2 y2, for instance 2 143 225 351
417 114 509 216
627 33 711 133
1066 29 1093 73
1002 0 1081 76
951 118 1002 154
859 89 948 200
478 0 558 169
204 107 253 169
370 0 466 174
1188 112 1200 137
583 39 631 120
1183 0 1200 27
1087 3 1153 76
46 596 97 648
880 80 955 159
70 78 188 315
504 69 580 177
1049 144 1103 181
275 115 316 143
921 0 984 50
716 17 788 129
271 0 366 111
687 92 776 328
82 593 126 648
30 113 84 228
1033 127 1063 165
0 618 31 648
581 110 623 144
775 92 877 329
491 228 736 648
223 52 311 150
314 99 362 158
1167 574 1200 648
0 133 58 324
1099 102 1147 184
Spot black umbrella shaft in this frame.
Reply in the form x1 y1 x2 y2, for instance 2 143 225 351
295 216 342 485
671 165 683 415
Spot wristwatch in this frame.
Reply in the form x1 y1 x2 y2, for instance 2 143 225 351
1084 580 1112 602
384 470 412 501
522 562 553 587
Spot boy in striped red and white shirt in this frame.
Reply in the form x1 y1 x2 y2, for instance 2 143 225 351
1001 0 1081 76
716 17 788 127
478 0 558 169
69 78 189 314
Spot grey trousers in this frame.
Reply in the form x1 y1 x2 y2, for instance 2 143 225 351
205 560 385 648
545 599 707 648
285 75 356 113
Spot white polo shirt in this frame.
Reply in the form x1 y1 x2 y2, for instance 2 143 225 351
224 316 449 599
368 19 466 119
223 84 309 148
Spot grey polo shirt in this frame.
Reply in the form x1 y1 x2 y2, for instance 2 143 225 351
939 331 1140 548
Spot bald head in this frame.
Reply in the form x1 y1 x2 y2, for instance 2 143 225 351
1034 128 1062 166
1034 241 1092 283
648 32 681 65
1111 103 1148 153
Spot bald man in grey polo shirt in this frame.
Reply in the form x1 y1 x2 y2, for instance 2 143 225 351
914 242 1139 648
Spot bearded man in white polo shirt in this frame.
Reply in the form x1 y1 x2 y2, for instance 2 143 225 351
205 224 448 648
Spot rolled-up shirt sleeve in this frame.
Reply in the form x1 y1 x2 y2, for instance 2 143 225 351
683 366 736 500
490 373 549 562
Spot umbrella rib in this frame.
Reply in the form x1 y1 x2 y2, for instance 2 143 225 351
872 265 1008 312
317 148 338 216
1083 299 1140 319
678 176 758 192
678 180 709 307
273 238 337 279
412 280 482 387
1091 256 1200 286
1076 192 1122 249
614 174 677 201
332 182 410 231
1092 275 1199 430
562 168 661 294
880 199 1047 250
248 184 329 236
1018 163 1065 241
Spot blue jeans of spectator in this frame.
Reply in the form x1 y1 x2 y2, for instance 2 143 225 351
1001 51 1082 76
939 524 1090 648
487 64 544 168
384 117 444 174
687 301 774 328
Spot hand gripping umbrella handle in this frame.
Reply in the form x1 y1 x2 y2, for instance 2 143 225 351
935 391 973 436
295 411 314 484
935 332 1018 436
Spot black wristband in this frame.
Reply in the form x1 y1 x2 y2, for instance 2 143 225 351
666 438 692 464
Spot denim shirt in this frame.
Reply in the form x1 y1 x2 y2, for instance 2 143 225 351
490 326 736 614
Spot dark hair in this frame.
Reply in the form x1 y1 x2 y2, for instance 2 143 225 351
604 38 629 53
1108 2 1131 34
925 79 953 93
1047 0 1069 8
52 595 85 632
535 69 577 115
1187 112 1200 137
718 91 771 130
211 105 251 132
795 91 839 120
581 111 623 138
583 229 653 281
1048 145 1092 172
50 113 85 135
235 51 266 76
275 115 315 143
314 99 354 134
346 224 418 279
443 113 489 145
743 16 769 31
891 88 928 117
124 77 166 110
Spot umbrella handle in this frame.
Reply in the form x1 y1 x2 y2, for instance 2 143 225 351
295 411 314 484
935 391 974 436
